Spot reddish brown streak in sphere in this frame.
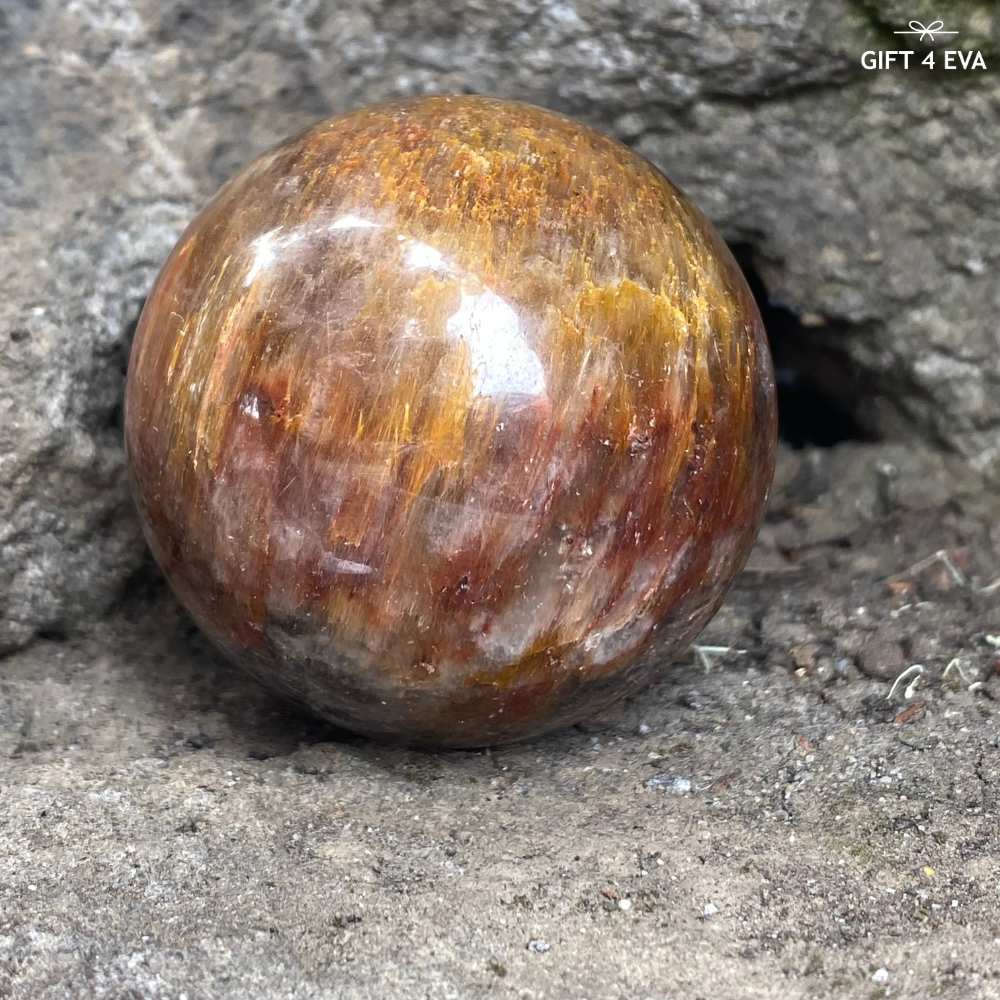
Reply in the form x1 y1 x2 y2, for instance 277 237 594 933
125 96 777 747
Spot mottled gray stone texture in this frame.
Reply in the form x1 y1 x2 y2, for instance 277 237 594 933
1 0 999 648
2 2 999 997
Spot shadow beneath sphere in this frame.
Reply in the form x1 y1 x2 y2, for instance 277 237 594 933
108 555 710 789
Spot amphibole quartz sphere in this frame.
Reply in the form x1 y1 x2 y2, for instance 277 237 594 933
125 96 777 748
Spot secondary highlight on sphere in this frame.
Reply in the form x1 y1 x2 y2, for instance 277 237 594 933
124 96 777 747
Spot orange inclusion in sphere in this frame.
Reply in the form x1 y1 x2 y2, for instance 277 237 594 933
125 96 777 747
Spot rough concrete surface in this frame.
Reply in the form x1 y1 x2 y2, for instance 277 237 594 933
2 0 999 997
2 443 999 999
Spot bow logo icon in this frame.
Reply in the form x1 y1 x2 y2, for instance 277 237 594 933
893 19 958 43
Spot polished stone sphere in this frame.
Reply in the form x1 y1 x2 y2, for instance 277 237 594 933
125 96 776 747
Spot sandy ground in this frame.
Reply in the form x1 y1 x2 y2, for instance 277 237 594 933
2 441 998 999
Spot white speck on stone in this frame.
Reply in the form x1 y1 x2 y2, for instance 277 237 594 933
618 898 632 911
702 902 720 919
872 968 890 985
527 938 550 953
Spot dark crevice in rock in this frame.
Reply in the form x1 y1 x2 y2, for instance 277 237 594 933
34 625 68 643
697 68 863 109
104 399 124 433
92 301 144 436
732 244 878 449
122 299 144 357
111 556 168 623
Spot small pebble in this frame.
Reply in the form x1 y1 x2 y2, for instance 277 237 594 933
872 968 890 985
645 773 692 795
527 939 550 954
